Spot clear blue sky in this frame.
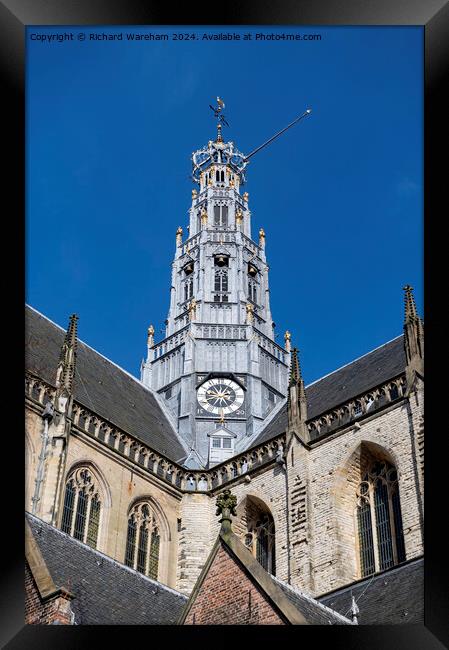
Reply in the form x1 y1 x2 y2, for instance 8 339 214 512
26 25 423 385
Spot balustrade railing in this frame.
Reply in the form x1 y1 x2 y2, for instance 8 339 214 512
26 368 407 492
307 375 407 440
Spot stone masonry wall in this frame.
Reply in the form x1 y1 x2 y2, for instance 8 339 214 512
305 396 424 597
25 404 182 590
183 545 285 625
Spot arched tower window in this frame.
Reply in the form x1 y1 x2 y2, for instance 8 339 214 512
248 278 257 303
236 496 276 575
214 268 228 292
214 268 229 303
125 501 161 580
213 204 228 227
184 277 193 302
356 460 406 577
61 467 102 549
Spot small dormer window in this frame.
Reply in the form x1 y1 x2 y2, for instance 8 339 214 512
209 430 236 465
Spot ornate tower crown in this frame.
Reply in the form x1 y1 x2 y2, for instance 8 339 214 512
191 139 248 185
191 97 249 185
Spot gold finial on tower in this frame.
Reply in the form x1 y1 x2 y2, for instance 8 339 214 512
235 208 243 229
176 226 183 246
259 228 265 248
192 189 197 200
201 206 208 226
284 330 291 352
246 302 254 324
188 298 197 321
243 192 249 202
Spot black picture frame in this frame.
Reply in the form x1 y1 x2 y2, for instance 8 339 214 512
4 1 448 647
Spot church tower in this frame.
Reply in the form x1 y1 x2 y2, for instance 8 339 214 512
141 102 299 467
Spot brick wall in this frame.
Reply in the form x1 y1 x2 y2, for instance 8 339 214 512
184 545 285 625
25 562 73 625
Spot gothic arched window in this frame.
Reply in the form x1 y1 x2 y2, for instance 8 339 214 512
245 514 276 575
215 269 228 293
61 467 102 549
184 278 193 302
248 278 257 303
356 460 406 577
238 497 276 576
213 204 228 227
124 502 161 580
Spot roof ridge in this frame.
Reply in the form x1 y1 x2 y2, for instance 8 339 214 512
305 334 404 389
271 575 352 624
25 512 188 600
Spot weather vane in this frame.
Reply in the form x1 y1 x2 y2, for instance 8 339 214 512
209 97 230 127
191 100 312 185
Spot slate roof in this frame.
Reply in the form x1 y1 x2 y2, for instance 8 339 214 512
318 557 424 625
271 576 352 625
26 513 188 625
250 335 406 448
25 305 187 463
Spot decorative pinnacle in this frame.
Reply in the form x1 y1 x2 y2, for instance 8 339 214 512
57 313 78 392
403 284 418 324
147 324 155 347
289 347 301 387
284 330 291 352
216 489 237 534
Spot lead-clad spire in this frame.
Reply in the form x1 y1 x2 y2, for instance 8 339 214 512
402 285 424 393
56 314 78 393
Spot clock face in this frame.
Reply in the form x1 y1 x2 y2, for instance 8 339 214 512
197 378 244 415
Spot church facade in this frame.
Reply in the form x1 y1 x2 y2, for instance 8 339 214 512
25 116 424 624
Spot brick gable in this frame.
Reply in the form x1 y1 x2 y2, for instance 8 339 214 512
184 545 285 625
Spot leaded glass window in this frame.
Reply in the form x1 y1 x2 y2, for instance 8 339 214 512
124 502 161 580
60 467 102 549
215 269 228 292
242 512 276 576
356 460 406 577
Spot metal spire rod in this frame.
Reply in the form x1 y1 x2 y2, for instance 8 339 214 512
244 108 312 161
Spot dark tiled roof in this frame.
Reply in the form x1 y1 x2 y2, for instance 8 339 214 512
318 557 424 625
250 336 406 448
271 576 351 625
305 336 406 419
25 305 187 462
26 513 188 625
